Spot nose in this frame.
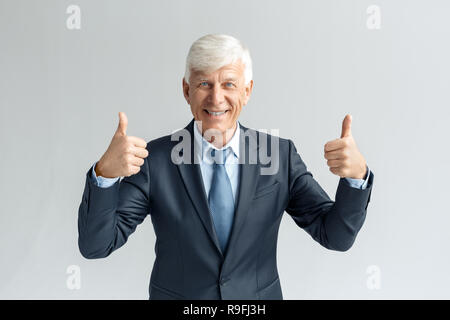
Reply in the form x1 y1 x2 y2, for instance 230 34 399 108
209 84 225 106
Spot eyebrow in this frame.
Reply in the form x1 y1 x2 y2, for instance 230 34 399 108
196 78 237 83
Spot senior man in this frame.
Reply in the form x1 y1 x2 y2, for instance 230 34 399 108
78 34 374 300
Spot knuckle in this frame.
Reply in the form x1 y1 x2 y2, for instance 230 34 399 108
344 139 351 147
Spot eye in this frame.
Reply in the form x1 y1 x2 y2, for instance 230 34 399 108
200 81 209 87
225 82 235 88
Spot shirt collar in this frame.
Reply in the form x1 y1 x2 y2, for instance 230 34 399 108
193 120 241 162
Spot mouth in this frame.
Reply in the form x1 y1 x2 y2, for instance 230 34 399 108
203 109 229 118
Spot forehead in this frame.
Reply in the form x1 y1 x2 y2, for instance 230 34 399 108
191 61 245 80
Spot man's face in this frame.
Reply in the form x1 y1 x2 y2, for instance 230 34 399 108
183 61 253 135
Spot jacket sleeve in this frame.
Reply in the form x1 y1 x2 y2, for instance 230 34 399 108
77 157 151 259
285 140 374 252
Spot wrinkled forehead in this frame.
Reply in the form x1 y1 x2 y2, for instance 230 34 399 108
190 61 245 81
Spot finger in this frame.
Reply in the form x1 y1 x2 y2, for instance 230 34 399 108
340 114 352 138
329 166 345 177
132 147 149 158
324 150 344 160
128 136 147 148
324 138 346 152
327 159 342 168
130 156 145 167
116 112 128 136
126 165 141 177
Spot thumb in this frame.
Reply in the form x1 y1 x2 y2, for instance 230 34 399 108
116 112 128 136
340 114 352 138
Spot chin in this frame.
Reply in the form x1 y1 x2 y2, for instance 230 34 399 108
197 117 227 130
203 123 227 133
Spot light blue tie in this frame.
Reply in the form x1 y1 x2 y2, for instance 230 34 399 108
208 148 235 254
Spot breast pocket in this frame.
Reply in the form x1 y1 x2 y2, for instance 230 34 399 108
253 181 280 200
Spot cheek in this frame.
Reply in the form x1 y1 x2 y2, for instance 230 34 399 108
191 95 205 111
235 96 245 111
234 90 246 107
228 93 244 109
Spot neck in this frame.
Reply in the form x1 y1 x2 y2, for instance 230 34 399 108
199 122 237 149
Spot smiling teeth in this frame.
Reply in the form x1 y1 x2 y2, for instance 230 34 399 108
207 110 226 116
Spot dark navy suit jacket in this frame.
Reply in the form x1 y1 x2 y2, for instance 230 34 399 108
78 119 374 299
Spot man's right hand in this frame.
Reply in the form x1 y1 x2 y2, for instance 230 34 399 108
95 112 149 178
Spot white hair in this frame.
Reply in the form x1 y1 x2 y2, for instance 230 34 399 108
184 34 253 85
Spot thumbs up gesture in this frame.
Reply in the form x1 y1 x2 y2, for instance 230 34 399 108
95 112 149 178
324 114 367 179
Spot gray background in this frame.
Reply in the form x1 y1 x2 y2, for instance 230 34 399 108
1 0 449 299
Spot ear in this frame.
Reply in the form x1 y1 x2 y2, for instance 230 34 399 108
243 80 254 105
182 78 190 105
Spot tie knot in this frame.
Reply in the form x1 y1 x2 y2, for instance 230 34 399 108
210 148 228 165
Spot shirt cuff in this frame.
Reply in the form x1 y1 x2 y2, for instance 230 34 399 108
90 161 120 188
344 165 370 190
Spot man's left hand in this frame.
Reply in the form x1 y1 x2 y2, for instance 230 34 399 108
324 114 367 179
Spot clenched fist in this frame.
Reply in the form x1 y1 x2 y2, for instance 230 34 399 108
324 114 367 179
95 112 149 178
